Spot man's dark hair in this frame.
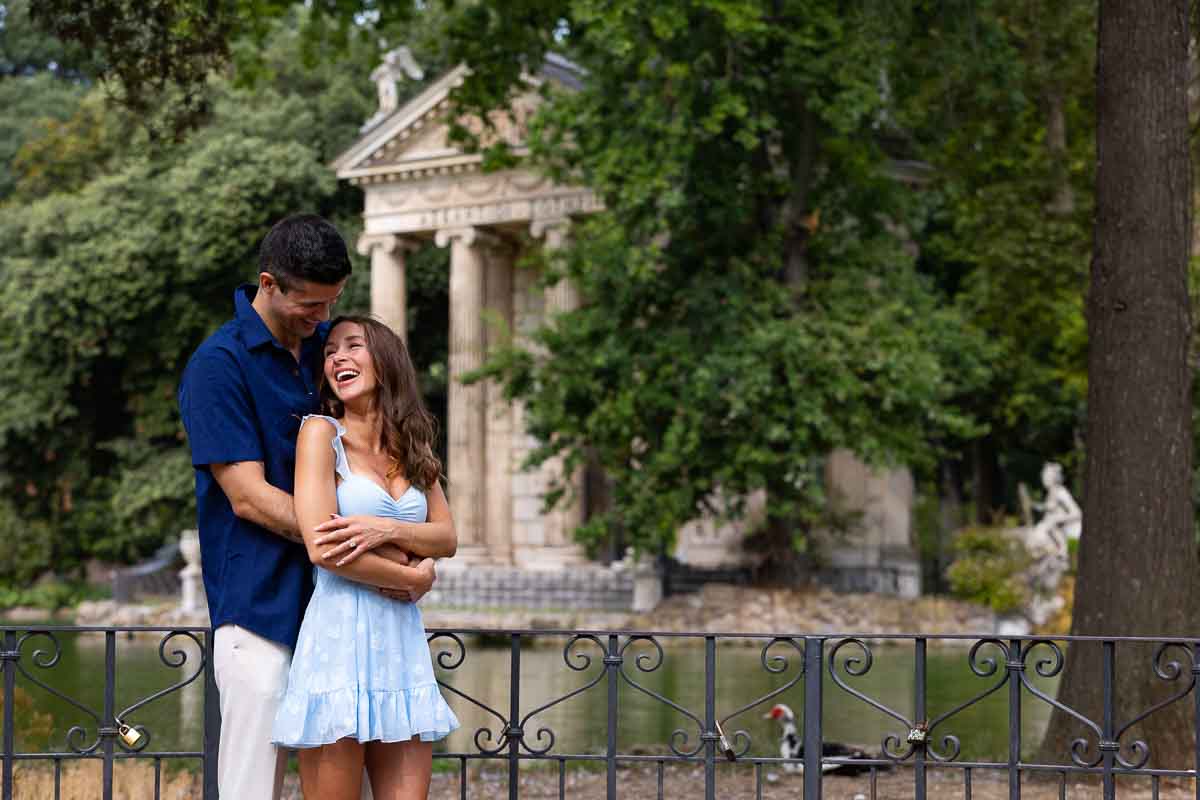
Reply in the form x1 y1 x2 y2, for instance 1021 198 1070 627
259 214 352 290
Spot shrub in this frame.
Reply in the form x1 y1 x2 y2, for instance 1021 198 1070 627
945 525 1031 615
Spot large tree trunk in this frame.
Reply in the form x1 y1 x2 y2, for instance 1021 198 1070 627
1039 0 1196 769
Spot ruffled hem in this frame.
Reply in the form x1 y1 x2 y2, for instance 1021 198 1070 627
271 683 459 748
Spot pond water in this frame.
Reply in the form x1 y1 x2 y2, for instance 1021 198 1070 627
6 630 1059 763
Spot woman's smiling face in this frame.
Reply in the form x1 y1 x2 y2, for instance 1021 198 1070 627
323 321 377 404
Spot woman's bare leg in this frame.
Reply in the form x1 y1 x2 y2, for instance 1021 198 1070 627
299 738 366 800
364 738 433 800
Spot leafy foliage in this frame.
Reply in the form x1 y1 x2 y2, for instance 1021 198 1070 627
12 0 1114 582
0 72 87 199
945 525 1030 614
451 0 992 561
893 0 1095 475
0 12 402 579
0 0 99 78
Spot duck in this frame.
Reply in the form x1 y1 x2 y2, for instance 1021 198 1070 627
763 703 877 776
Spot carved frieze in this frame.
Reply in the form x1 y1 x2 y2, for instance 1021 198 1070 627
362 169 602 235
364 189 602 236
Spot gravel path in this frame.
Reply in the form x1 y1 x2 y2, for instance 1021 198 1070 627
13 760 1194 798
413 762 1195 799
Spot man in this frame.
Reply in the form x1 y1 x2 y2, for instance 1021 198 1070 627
179 214 452 799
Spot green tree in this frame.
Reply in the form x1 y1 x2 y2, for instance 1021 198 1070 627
0 0 97 77
0 9 456 581
885 0 1095 567
0 0 101 201
1040 0 1197 769
439 1 991 565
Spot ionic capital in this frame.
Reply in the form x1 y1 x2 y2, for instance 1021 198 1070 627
434 225 509 253
356 233 420 257
530 217 571 249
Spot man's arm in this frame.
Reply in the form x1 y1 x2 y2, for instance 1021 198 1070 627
181 347 292 541
210 461 302 543
212 452 434 597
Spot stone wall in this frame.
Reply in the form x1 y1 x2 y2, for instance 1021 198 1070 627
428 564 633 611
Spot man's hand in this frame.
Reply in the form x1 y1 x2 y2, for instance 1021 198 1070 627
376 558 436 604
314 513 399 565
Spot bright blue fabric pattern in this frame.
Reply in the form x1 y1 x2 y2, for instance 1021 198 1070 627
272 415 459 748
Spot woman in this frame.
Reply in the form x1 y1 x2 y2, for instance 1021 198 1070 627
272 315 459 799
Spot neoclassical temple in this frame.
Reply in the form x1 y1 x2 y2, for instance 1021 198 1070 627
333 58 599 571
334 55 920 595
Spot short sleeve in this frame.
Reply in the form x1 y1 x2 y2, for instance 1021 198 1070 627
179 348 265 468
300 414 350 481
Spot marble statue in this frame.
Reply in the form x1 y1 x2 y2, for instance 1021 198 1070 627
363 47 425 131
179 529 206 615
1016 462 1081 626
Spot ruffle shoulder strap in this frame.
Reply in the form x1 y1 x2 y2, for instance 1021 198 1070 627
300 414 351 482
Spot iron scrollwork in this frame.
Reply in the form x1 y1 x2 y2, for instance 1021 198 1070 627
617 635 706 757
829 637 921 762
1109 642 1196 769
427 631 512 755
829 637 1012 764
717 637 806 759
112 630 209 753
516 634 608 755
13 629 206 755
917 638 1012 762
1016 639 1105 768
14 631 105 754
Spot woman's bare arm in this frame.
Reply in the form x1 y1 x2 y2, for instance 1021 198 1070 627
314 479 458 564
294 420 432 593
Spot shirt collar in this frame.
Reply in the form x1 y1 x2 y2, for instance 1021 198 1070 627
234 284 276 350
233 283 331 354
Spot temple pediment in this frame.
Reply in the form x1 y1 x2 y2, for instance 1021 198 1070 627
334 58 600 238
333 64 547 185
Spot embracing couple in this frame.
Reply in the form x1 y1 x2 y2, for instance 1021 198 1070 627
179 214 459 799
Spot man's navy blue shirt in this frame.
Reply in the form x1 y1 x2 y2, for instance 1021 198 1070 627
178 285 329 649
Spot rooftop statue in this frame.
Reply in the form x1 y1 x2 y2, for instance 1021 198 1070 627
363 47 425 131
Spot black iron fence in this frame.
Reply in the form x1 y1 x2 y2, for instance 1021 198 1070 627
2 625 1199 799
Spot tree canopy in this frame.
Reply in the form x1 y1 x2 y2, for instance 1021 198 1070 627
6 0 1110 579
0 8 453 582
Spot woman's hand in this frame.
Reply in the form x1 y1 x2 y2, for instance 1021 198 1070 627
314 513 399 566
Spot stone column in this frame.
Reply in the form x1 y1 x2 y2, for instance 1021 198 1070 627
435 225 494 563
819 449 921 598
483 241 516 565
358 233 419 342
509 264 549 567
527 217 588 568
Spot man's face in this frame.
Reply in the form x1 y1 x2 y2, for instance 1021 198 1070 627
258 273 346 343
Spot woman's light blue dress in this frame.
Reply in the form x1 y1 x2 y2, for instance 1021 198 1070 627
272 415 459 748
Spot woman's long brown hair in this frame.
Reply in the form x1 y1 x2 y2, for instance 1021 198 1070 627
319 315 443 491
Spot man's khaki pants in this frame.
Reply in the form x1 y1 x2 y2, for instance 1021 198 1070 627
213 625 291 800
213 625 374 799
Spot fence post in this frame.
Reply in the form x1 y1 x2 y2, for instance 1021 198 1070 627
508 634 522 800
1101 640 1116 800
914 638 926 800
606 634 619 800
704 636 715 800
1193 642 1199 800
1007 639 1022 800
203 629 219 799
3 630 14 800
103 630 115 800
803 637 823 800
